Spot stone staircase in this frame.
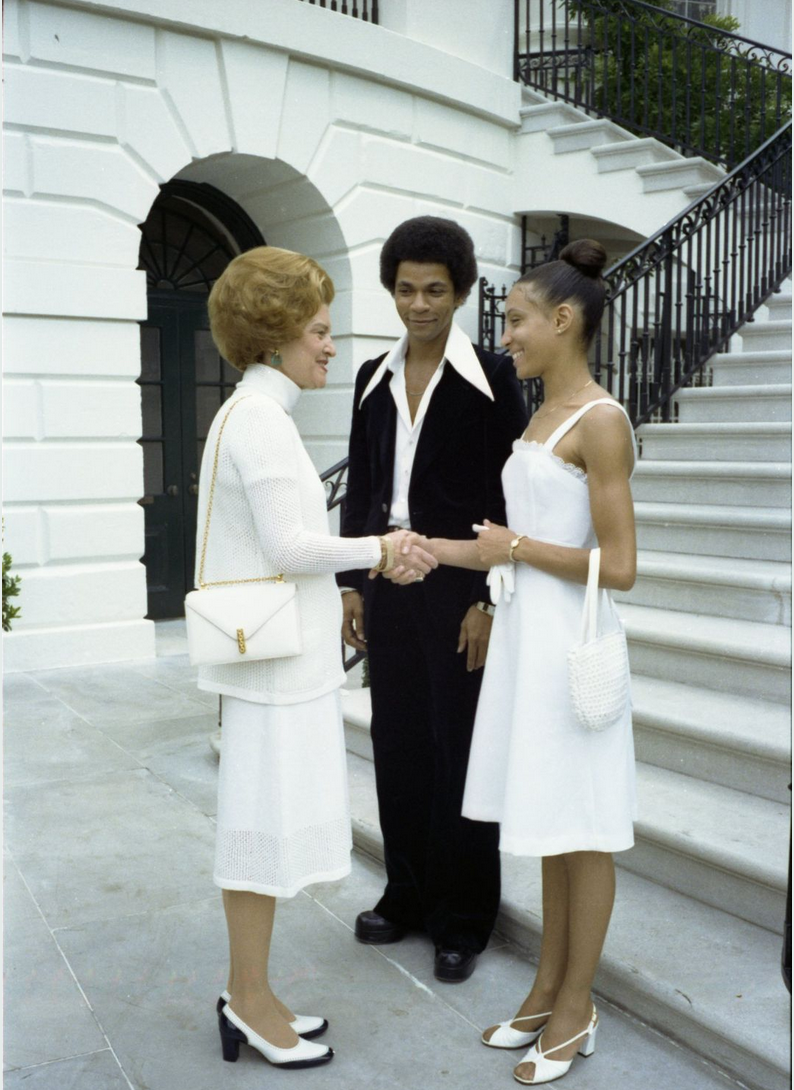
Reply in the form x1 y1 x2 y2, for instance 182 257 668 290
515 88 725 236
341 288 792 1090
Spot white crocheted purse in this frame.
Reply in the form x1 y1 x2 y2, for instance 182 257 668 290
184 397 302 668
568 548 630 732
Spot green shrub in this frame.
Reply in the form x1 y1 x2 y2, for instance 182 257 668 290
562 0 792 167
2 550 21 632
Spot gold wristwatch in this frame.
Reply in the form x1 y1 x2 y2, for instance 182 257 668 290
509 534 527 563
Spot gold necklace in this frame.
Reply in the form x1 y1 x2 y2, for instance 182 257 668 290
533 378 594 421
405 357 443 397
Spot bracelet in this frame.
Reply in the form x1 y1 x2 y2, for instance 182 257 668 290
509 534 527 563
476 601 495 617
376 536 395 573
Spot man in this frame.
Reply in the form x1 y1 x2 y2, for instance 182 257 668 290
337 217 528 981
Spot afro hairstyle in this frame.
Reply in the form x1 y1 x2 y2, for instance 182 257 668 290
380 216 478 301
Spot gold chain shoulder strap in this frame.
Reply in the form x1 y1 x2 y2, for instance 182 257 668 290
197 395 284 590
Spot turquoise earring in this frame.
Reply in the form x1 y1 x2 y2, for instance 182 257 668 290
270 348 282 367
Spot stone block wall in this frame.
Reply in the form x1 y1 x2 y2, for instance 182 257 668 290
2 0 521 670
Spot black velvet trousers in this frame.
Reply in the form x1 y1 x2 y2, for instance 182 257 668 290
364 574 501 952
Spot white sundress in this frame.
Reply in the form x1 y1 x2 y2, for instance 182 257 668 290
462 399 638 857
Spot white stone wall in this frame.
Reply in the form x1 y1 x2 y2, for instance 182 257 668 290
717 0 791 54
2 0 522 670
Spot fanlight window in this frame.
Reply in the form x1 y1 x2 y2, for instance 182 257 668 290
138 190 238 293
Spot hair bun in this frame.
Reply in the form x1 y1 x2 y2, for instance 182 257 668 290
559 239 607 279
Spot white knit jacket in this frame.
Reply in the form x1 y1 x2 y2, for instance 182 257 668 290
195 364 381 704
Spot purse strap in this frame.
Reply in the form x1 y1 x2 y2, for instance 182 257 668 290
196 395 284 590
579 547 601 644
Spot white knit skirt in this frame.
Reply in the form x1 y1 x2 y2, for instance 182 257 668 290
214 691 353 898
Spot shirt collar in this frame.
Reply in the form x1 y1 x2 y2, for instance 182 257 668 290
358 321 494 406
238 362 302 415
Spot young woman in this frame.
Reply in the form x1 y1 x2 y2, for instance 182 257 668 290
199 246 436 1071
428 240 637 1085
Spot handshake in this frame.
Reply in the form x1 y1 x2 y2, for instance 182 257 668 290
370 529 438 586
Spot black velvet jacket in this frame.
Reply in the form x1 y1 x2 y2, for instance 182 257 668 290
337 344 528 611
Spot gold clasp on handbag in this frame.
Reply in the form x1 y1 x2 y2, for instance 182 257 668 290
236 628 246 654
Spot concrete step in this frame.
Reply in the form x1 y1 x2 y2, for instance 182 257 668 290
740 319 792 352
619 601 791 704
627 764 789 933
591 135 679 173
636 156 724 193
629 674 791 804
519 101 584 133
682 179 719 200
630 459 791 508
615 550 791 624
345 671 792 806
633 500 791 562
710 349 791 386
637 421 791 462
765 291 792 320
346 749 792 1090
673 383 792 424
547 118 630 154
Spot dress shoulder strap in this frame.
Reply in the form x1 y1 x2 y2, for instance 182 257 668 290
545 398 633 452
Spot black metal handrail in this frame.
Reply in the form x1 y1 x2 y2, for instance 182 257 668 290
479 121 792 427
320 457 366 672
598 120 791 423
514 0 791 169
297 0 378 21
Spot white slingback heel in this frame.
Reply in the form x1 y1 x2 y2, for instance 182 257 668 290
514 1005 598 1085
482 1012 552 1049
220 1005 333 1068
218 990 328 1039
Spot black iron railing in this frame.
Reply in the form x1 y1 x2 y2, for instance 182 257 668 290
479 121 792 426
522 214 570 271
598 121 791 423
297 0 378 21
514 0 791 169
321 457 366 672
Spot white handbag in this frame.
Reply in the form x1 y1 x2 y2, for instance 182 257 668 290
567 548 630 732
184 396 302 668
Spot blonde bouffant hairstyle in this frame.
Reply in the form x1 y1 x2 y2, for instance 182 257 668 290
208 246 335 371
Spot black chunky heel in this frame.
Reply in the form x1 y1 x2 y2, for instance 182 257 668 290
218 1006 333 1069
219 1012 245 1062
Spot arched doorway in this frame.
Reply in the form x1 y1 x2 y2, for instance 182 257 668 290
137 181 265 618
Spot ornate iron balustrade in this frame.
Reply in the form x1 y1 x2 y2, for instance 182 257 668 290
320 457 366 672
480 122 792 426
514 0 791 169
522 214 570 271
297 0 378 21
479 277 545 416
598 120 791 423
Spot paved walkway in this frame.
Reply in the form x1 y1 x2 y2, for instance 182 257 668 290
4 622 741 1089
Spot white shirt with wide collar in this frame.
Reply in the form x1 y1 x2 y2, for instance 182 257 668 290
359 322 494 528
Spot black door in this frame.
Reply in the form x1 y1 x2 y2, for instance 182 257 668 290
136 181 265 619
138 295 238 618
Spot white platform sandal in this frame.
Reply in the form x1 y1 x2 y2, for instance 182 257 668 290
514 1006 598 1085
481 1012 552 1049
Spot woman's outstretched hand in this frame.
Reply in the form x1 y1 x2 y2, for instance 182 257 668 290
475 520 517 567
369 530 439 585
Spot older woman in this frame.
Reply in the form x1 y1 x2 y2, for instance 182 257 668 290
199 246 435 1071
